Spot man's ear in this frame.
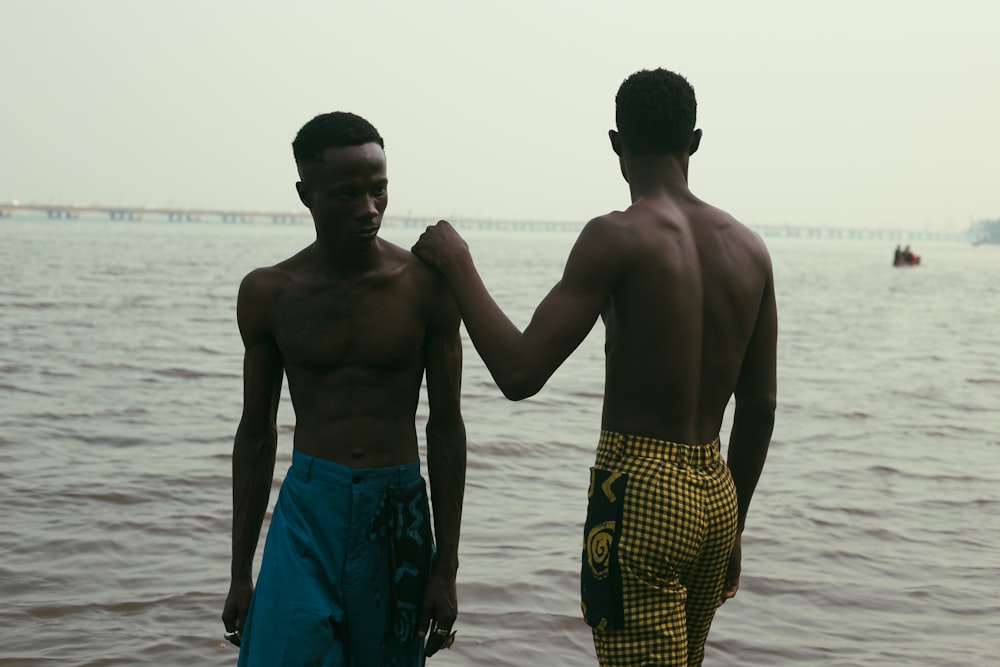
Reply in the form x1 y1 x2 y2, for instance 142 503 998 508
689 129 703 156
609 129 622 156
295 181 309 208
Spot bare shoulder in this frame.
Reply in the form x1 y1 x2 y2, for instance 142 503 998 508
697 201 773 270
382 239 458 318
582 209 636 241
575 208 645 257
381 238 437 283
588 200 688 248
238 258 296 302
235 250 310 336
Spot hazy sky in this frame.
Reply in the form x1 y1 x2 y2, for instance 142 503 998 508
2 0 997 230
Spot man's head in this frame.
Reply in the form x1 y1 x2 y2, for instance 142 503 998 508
613 69 699 156
293 112 384 165
293 112 388 249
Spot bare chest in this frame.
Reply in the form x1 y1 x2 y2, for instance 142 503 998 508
273 280 427 373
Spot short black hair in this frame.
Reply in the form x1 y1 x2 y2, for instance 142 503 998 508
292 112 384 163
615 69 697 155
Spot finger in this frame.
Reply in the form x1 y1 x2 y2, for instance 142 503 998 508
221 608 236 633
424 624 456 658
222 614 243 647
416 599 433 638
424 633 444 658
718 581 739 606
437 612 457 630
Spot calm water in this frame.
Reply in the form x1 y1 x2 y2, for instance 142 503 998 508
1 217 998 666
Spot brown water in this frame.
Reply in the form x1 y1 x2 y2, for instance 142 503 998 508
2 218 998 665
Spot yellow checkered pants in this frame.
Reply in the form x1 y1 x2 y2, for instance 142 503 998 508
590 430 737 667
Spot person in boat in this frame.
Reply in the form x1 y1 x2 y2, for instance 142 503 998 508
222 112 467 665
898 244 920 265
893 244 903 266
412 68 777 667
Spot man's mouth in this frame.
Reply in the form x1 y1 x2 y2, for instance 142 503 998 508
352 226 379 238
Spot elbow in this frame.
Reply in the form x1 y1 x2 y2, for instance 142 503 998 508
753 396 777 418
234 424 278 463
736 387 776 412
501 386 538 401
735 395 776 430
493 356 555 400
497 372 544 401
426 414 467 446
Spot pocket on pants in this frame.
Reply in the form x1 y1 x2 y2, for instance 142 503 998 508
580 467 628 631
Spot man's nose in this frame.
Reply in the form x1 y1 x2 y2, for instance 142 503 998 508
359 194 379 219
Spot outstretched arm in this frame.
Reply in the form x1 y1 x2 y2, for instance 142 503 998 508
720 254 777 604
222 271 285 644
418 284 467 657
412 219 626 400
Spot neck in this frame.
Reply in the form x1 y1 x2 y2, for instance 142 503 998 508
623 154 691 203
310 236 382 276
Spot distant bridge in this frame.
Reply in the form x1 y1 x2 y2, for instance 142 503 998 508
0 201 973 242
0 201 308 224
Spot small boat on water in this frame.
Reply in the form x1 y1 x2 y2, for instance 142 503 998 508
893 244 920 267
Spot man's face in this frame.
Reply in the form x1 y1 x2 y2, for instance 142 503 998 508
296 142 388 247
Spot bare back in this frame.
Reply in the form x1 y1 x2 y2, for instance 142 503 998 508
600 193 774 444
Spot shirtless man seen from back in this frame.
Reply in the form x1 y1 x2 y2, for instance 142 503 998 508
222 112 466 666
412 69 776 666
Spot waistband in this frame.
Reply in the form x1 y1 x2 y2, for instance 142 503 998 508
290 449 421 486
599 429 721 466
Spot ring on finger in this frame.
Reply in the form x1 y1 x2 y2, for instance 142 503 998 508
432 627 456 648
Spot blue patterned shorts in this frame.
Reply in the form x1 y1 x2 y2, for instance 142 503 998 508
238 451 432 667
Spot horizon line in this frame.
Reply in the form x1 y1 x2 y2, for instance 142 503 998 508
0 200 980 241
